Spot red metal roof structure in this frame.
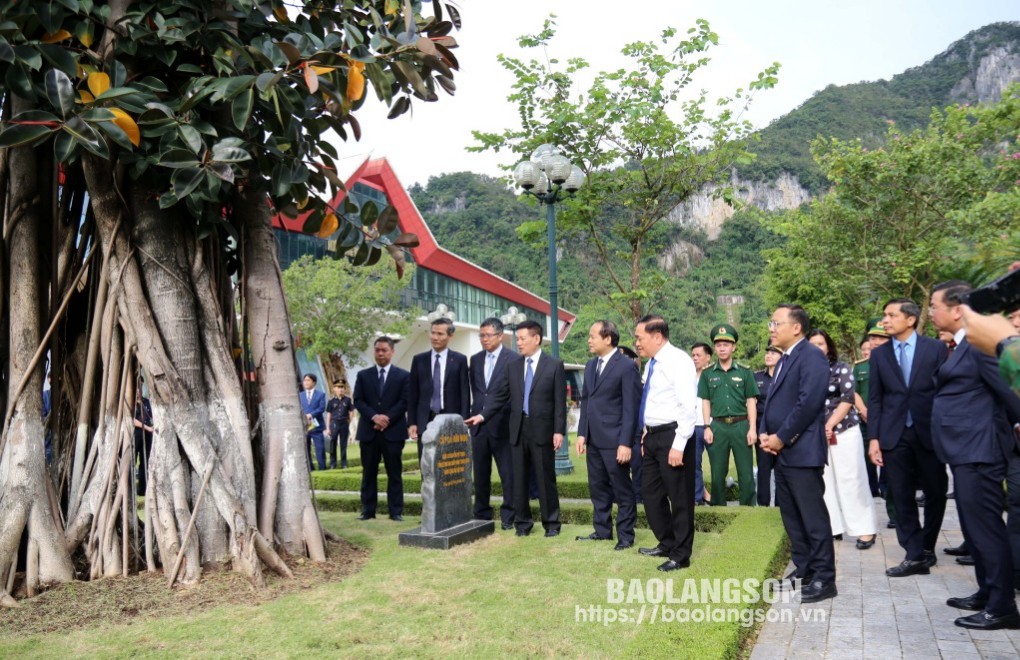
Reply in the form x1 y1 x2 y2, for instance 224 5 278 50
272 157 576 341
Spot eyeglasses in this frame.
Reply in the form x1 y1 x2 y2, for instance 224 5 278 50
767 320 794 330
478 333 501 339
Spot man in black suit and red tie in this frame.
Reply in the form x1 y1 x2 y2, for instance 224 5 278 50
353 337 410 521
575 320 641 551
868 298 948 577
930 281 1020 630
759 304 835 603
408 317 471 461
468 317 522 530
467 320 566 538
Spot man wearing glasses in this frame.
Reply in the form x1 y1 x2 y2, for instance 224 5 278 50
468 318 522 530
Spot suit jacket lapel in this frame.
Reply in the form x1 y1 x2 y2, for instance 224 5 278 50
940 338 967 377
529 353 548 406
772 342 802 392
592 352 618 394
908 338 926 387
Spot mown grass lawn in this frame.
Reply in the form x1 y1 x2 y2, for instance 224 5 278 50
0 504 786 659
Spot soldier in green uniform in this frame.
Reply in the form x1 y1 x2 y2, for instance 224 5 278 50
699 324 759 506
853 317 896 526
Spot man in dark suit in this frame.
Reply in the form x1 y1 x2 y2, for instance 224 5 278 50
301 373 328 471
467 320 566 537
353 336 410 521
759 304 835 603
868 297 948 577
408 317 471 461
469 317 521 530
576 320 641 550
930 281 1020 630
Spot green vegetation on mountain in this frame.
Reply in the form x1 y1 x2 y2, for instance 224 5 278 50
743 21 1020 193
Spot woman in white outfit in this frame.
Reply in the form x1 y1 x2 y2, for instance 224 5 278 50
808 329 878 549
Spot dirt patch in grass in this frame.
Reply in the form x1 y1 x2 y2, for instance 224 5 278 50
0 539 368 638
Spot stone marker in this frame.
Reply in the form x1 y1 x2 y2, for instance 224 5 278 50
398 414 494 550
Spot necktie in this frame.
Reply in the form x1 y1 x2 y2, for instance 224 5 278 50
485 352 495 387
430 353 442 413
593 358 604 389
523 358 534 416
638 358 657 427
774 353 788 380
947 340 956 355
307 391 312 403
898 342 913 427
378 367 386 390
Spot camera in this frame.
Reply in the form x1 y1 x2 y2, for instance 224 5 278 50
962 268 1020 315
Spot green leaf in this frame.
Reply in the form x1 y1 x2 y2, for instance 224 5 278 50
94 87 141 102
62 117 109 159
5 63 35 100
210 142 250 163
80 108 117 122
135 77 169 93
0 38 13 64
172 167 205 199
96 120 136 151
360 200 379 226
349 241 370 266
255 71 283 92
38 44 77 77
178 125 203 153
364 246 382 267
13 45 42 71
231 89 254 130
0 123 56 148
157 149 202 168
53 131 77 162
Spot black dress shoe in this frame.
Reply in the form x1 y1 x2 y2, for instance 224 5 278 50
886 520 896 529
947 594 988 611
544 528 560 538
886 559 930 577
657 559 689 572
921 550 937 568
856 536 875 550
501 522 514 531
800 580 837 603
943 544 969 556
956 555 975 566
638 546 668 557
614 542 633 551
515 528 531 537
954 610 1020 630
777 571 811 591
916 494 926 507
575 532 612 541
389 514 404 521
832 534 843 541
358 513 376 520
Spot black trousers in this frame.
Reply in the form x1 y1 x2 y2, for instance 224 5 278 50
329 426 349 469
360 438 405 516
775 463 835 584
512 416 560 533
755 444 775 506
587 445 636 544
883 427 947 560
472 430 515 526
860 422 880 496
641 428 695 563
954 461 1016 616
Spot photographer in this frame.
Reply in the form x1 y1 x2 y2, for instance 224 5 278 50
960 262 1020 393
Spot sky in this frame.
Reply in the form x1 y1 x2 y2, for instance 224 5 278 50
336 0 1019 187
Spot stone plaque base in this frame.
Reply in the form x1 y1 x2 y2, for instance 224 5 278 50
398 519 495 550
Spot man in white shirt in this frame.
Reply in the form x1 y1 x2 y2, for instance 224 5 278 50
632 315 699 572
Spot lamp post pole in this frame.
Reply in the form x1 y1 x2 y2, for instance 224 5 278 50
513 144 584 476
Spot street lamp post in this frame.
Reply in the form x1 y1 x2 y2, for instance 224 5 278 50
512 144 584 358
513 144 584 475
500 306 527 352
427 303 456 324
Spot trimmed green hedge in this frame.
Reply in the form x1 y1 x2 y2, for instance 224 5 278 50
315 492 737 534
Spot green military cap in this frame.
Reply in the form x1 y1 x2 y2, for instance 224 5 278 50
865 317 889 338
765 343 784 355
711 323 739 343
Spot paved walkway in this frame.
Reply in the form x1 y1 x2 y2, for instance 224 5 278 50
750 498 1020 659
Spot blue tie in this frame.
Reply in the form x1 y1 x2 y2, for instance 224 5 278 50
431 354 442 413
898 342 913 427
639 357 657 427
523 358 534 416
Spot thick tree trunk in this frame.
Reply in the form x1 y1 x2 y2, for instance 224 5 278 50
237 190 324 561
0 96 75 602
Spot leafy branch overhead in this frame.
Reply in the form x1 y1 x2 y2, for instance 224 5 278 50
471 17 780 322
0 0 461 267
